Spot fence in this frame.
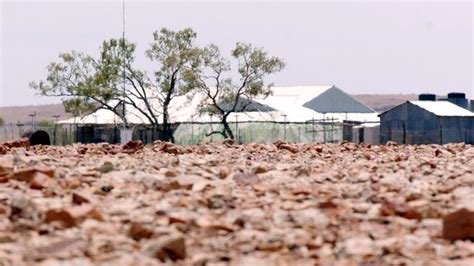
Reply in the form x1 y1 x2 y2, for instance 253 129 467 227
172 120 342 145
0 123 77 145
1 119 343 146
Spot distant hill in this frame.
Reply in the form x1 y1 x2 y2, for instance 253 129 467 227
0 94 417 124
353 94 418 112
0 104 70 124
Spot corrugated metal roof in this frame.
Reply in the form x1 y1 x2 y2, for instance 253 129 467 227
410 101 474 117
302 86 376 113
267 86 333 105
255 97 326 121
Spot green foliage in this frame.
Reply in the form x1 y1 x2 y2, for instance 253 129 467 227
30 28 286 142
29 39 140 122
63 98 97 116
146 28 202 98
0 116 4 126
195 42 285 139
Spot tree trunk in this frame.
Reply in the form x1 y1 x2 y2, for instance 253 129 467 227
161 102 175 143
222 116 234 140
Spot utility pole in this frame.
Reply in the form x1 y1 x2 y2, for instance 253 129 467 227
29 112 37 131
121 0 126 130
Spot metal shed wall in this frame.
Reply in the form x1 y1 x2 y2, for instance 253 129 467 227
380 102 474 144
439 117 474 144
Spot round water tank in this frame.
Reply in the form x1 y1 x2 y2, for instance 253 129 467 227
418 94 436 101
22 130 51 146
447 92 466 99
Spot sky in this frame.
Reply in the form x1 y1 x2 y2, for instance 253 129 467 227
0 0 473 107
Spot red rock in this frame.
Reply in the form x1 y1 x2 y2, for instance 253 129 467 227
145 236 186 261
121 140 144 154
252 166 268 174
30 172 53 190
292 186 313 195
274 141 299 153
220 138 234 146
44 209 76 228
10 167 55 182
44 204 103 228
153 141 185 155
72 193 90 205
3 138 30 149
129 222 154 241
380 198 422 220
442 208 474 241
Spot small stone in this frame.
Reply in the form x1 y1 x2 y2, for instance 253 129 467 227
144 236 186 261
252 166 268 174
72 193 90 205
218 167 230 179
121 140 144 154
29 172 52 190
129 223 154 241
44 204 103 228
97 162 114 173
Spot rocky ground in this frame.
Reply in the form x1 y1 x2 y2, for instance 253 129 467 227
0 139 473 265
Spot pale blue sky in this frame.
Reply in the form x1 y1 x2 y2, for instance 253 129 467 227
1 1 472 106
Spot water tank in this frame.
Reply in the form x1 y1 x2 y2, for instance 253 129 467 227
418 93 436 101
22 130 51 146
447 92 466 99
447 92 468 109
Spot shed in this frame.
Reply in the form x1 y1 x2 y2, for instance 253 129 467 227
264 85 376 114
379 101 474 144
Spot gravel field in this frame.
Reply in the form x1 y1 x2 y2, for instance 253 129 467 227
0 139 473 265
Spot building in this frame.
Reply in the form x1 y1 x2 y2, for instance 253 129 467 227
379 100 474 144
351 123 380 145
57 85 378 144
261 85 378 123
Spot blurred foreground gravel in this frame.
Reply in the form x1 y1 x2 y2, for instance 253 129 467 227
0 139 473 265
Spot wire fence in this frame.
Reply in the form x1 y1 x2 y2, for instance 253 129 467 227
1 119 344 145
173 120 343 145
0 123 77 145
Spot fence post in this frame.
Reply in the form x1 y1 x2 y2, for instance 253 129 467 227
323 118 327 144
10 123 14 140
191 119 194 145
298 125 301 143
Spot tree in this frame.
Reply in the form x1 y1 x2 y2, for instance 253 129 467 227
29 44 131 124
194 42 285 140
31 28 202 142
0 116 4 126
145 28 202 142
